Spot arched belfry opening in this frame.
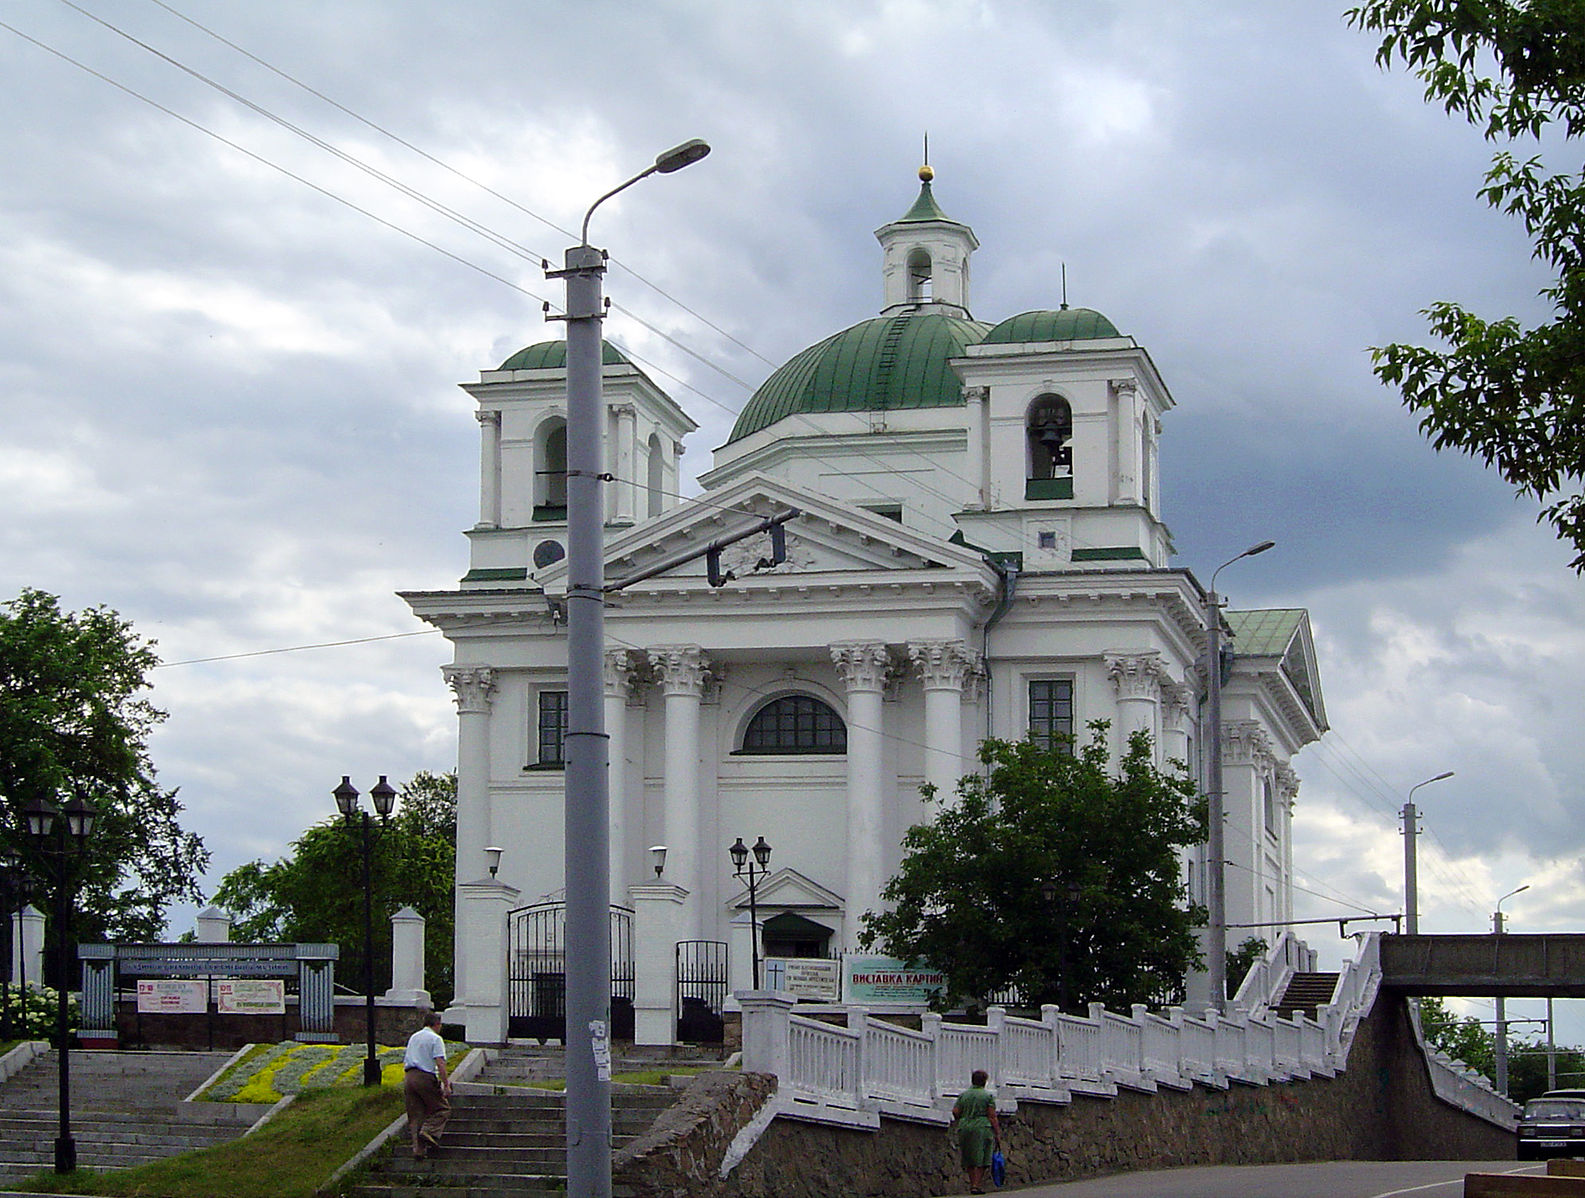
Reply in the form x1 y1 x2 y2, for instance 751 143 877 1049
1027 396 1073 481
646 431 665 518
535 418 567 516
906 248 933 303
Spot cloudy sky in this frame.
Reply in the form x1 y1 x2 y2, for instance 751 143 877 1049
3 0 1579 1036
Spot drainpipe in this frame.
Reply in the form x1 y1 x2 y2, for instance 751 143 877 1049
981 559 1020 746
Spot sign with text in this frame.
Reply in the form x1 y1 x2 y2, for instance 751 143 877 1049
136 979 207 1014
217 979 285 1015
764 957 841 1001
843 955 946 1007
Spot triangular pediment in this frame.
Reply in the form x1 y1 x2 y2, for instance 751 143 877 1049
727 866 844 911
1227 608 1327 736
537 473 994 593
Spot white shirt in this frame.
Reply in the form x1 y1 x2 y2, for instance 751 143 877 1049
404 1025 446 1073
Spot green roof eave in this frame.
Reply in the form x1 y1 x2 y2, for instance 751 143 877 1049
896 181 952 224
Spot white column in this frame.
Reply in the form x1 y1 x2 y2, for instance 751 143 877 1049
385 906 430 1005
611 403 637 524
18 905 44 989
1276 763 1300 929
476 409 501 528
649 645 708 939
605 649 636 905
832 641 890 930
444 664 496 1011
1221 720 1275 933
631 883 689 1046
908 639 977 802
964 386 989 509
1110 378 1141 505
1105 651 1165 756
453 877 520 1044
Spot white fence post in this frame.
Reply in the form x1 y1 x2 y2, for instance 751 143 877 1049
986 1006 1006 1085
740 990 798 1078
922 1010 944 1099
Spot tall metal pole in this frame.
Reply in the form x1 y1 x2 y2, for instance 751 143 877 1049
558 140 708 1198
1402 771 1453 935
561 239 614 1198
1493 885 1528 1098
1204 540 1273 1013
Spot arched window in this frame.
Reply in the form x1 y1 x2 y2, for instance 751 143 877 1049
907 248 933 303
647 432 664 518
535 419 567 519
1263 776 1278 839
1027 397 1073 480
740 695 846 754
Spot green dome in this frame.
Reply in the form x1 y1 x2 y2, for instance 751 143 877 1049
730 312 991 443
498 340 633 371
983 308 1120 344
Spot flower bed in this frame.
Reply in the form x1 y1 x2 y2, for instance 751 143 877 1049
197 1040 467 1103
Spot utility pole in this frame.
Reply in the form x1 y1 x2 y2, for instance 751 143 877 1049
1401 770 1453 934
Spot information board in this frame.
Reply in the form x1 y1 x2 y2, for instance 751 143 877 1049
217 979 285 1015
136 979 207 1014
764 957 841 1000
843 955 946 1007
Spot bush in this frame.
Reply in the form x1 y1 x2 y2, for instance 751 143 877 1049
1 983 79 1040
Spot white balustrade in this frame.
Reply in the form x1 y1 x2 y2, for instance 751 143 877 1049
862 1015 935 1106
1057 1010 1104 1081
999 1013 1056 1087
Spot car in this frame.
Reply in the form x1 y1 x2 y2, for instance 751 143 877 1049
1517 1096 1585 1160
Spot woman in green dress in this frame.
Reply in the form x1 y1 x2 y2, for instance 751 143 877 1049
951 1068 1001 1194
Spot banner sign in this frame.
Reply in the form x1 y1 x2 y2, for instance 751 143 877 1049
217 979 285 1015
136 979 207 1014
764 957 841 1001
843 955 947 1007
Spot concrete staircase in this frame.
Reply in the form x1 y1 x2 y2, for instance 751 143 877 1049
0 1048 267 1181
348 1048 685 1198
1274 972 1340 1020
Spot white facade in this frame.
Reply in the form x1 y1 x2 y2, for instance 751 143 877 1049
404 170 1327 1041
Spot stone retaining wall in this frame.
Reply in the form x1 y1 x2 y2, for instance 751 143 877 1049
628 995 1514 1198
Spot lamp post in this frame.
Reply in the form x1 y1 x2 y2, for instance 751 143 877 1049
334 775 397 1086
22 792 96 1174
730 838 773 989
1204 539 1275 1013
1493 883 1529 1097
1041 878 1082 1012
557 137 710 1198
1401 770 1454 935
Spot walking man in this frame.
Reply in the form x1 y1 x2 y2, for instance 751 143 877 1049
403 1011 451 1159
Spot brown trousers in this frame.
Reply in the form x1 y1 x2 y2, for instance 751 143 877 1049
403 1067 450 1151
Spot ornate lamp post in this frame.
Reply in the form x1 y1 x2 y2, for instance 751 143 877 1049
22 792 96 1173
729 837 773 988
334 775 397 1086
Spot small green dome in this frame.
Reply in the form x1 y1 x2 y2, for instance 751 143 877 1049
498 340 633 371
730 312 991 443
983 308 1120 344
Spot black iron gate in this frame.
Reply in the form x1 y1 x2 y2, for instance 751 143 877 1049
675 939 728 1044
508 902 634 1041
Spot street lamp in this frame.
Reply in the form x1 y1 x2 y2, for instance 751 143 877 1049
22 792 96 1173
1401 770 1454 935
1492 883 1529 1097
1041 878 1083 1012
1204 539 1275 1012
557 136 710 1198
333 775 397 1086
730 837 773 989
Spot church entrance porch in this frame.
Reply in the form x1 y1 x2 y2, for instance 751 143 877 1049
507 902 634 1042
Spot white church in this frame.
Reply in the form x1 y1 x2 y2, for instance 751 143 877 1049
403 166 1327 1045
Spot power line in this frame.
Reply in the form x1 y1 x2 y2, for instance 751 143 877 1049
154 629 440 667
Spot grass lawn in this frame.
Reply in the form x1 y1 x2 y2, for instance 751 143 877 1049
11 1085 403 1198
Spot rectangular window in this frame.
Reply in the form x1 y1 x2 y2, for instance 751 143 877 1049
536 690 568 767
1028 679 1074 753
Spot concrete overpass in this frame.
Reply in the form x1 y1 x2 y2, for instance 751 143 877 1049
1381 934 1585 998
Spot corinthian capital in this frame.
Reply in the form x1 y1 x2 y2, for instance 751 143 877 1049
604 649 636 699
648 644 708 696
830 641 891 693
908 639 979 692
1105 651 1168 702
1222 720 1276 769
443 665 497 714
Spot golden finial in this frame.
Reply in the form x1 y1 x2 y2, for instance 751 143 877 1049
919 163 934 182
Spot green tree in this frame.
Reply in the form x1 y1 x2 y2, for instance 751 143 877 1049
0 588 208 944
212 771 456 1007
1419 995 1497 1078
1348 0 1585 570
1226 936 1270 999
859 725 1207 1012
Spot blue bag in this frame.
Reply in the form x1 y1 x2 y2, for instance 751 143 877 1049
990 1147 1005 1187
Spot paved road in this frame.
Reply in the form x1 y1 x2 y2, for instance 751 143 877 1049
954 1160 1543 1198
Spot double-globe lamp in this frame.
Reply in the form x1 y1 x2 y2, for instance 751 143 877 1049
333 775 397 1086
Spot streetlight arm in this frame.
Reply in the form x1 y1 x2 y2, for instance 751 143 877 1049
581 167 657 246
580 139 711 245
